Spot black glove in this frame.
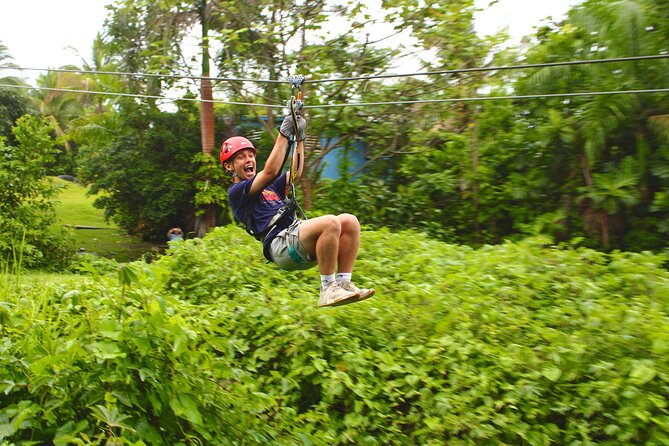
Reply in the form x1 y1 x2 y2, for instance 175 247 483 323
279 114 306 141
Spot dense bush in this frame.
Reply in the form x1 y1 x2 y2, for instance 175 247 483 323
1 226 668 444
0 89 33 145
0 116 73 269
76 104 202 241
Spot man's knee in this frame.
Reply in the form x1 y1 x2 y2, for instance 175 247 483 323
338 213 360 232
322 214 342 235
305 214 341 236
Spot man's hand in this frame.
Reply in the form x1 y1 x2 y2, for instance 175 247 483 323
279 114 306 141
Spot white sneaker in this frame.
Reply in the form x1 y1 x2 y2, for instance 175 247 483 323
318 282 360 307
338 281 375 301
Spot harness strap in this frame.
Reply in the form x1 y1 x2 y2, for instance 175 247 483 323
244 198 299 242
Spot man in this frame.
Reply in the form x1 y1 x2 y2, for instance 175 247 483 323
167 227 184 241
220 112 374 307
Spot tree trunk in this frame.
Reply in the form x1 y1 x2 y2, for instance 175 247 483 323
580 154 593 187
470 110 480 244
300 176 313 210
200 83 214 154
600 211 610 248
195 0 217 238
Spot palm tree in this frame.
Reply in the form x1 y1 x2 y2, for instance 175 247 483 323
578 157 639 247
102 0 219 236
518 0 669 246
1 42 33 140
194 0 217 237
0 40 23 86
30 68 87 168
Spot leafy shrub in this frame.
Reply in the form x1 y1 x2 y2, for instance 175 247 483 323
2 227 669 445
1 262 280 445
76 105 201 241
0 89 33 145
0 116 74 269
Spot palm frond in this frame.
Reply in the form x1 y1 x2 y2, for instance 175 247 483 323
610 0 647 56
0 41 24 85
580 92 639 162
524 65 574 93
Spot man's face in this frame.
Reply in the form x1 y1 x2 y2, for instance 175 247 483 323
229 148 256 181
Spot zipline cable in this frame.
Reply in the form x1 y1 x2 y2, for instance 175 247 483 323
305 88 669 108
4 54 669 85
304 54 669 84
1 83 668 109
5 66 286 84
0 83 285 109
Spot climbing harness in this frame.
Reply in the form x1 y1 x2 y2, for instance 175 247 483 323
243 196 300 242
242 74 307 242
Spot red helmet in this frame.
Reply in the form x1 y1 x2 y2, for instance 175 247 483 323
220 136 256 164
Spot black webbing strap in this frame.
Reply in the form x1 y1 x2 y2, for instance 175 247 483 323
243 198 298 242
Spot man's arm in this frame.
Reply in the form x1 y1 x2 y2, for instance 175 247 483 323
248 133 290 196
248 114 305 196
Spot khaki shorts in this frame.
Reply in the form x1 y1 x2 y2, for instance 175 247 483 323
269 220 317 271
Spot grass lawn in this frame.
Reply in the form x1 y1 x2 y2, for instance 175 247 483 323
52 177 163 262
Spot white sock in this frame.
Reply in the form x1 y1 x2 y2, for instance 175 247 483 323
321 274 336 289
336 272 352 283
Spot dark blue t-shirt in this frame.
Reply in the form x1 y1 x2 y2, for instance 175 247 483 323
228 172 295 261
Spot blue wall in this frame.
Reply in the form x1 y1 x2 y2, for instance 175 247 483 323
319 138 367 179
236 117 367 179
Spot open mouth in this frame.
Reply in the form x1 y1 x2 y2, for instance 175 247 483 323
243 164 255 175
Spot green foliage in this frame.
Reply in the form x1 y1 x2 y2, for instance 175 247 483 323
314 0 669 252
504 0 669 250
0 116 73 269
1 262 279 444
77 104 201 241
0 89 33 144
192 152 232 223
579 157 640 214
3 226 669 444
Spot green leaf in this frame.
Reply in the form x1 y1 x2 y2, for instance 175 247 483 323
542 367 562 382
87 342 126 360
172 334 188 356
604 424 620 435
630 362 656 384
313 358 327 372
98 319 122 340
1 380 16 395
171 394 203 426
118 263 140 287
405 374 420 386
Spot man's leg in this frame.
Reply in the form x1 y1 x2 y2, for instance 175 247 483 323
299 215 360 307
336 213 360 273
299 214 361 272
334 213 375 300
298 215 341 274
